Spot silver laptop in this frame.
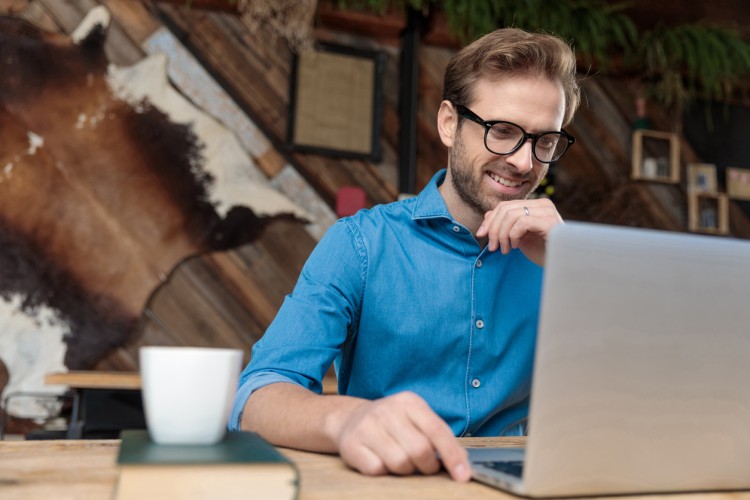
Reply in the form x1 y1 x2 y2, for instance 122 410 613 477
469 221 750 497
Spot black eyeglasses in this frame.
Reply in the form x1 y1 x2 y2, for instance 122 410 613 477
455 104 575 163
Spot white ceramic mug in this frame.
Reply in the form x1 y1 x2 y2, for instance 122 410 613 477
139 346 243 445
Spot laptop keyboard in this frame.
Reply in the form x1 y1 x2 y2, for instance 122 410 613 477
477 460 524 478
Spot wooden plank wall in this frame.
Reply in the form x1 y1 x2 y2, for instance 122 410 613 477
95 217 317 370
153 4 402 206
32 0 742 236
559 79 687 231
583 77 750 237
7 0 750 382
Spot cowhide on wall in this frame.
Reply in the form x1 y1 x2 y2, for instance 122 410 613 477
0 13 308 414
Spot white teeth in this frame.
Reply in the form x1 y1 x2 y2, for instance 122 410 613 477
489 172 521 187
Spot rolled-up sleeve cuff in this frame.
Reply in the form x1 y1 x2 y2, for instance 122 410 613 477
228 371 298 431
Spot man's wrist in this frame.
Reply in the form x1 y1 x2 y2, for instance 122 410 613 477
322 396 369 449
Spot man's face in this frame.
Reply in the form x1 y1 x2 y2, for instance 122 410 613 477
447 75 566 215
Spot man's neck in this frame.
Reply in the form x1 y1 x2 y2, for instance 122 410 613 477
437 172 484 237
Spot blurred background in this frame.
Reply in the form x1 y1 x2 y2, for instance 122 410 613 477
2 0 749 438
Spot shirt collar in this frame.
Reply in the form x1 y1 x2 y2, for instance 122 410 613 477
412 169 453 221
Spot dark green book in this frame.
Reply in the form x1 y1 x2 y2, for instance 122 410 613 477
115 430 298 500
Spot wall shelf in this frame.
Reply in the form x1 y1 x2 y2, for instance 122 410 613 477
631 129 680 183
688 192 729 235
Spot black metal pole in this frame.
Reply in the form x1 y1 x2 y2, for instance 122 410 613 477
398 7 421 195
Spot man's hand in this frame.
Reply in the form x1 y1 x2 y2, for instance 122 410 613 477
476 198 563 266
327 391 471 482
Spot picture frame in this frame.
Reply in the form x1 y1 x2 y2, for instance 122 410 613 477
287 43 384 162
686 163 718 195
726 167 750 200
631 129 680 183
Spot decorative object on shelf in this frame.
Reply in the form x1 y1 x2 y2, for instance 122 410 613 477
688 193 729 235
631 129 680 183
687 163 718 195
287 43 384 161
632 95 652 131
726 167 750 201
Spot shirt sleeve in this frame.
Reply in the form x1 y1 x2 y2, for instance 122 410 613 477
228 219 366 429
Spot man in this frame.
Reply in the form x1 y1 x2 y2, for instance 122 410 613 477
229 27 581 482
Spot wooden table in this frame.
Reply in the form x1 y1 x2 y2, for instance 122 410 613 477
0 437 520 499
0 437 744 500
45 370 339 393
44 371 143 390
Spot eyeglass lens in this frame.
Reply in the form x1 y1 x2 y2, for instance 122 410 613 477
486 123 568 162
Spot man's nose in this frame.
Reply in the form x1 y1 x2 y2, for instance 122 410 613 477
505 139 534 174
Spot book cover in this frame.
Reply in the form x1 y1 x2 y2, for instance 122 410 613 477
115 430 298 500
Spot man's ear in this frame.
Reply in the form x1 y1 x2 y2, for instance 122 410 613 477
437 100 458 148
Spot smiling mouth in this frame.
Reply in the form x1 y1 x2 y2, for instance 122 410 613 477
488 171 524 188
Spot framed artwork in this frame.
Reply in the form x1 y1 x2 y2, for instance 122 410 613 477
726 167 750 200
687 163 718 195
631 129 680 183
287 43 384 161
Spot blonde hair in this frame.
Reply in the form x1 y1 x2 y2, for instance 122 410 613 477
442 28 580 126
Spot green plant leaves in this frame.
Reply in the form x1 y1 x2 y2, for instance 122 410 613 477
331 0 750 108
637 24 750 109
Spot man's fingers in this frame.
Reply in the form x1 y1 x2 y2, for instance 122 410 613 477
427 430 471 481
480 204 521 253
339 419 398 476
342 443 388 476
376 438 423 476
480 200 558 255
386 417 442 475
338 394 434 477
406 396 471 482
498 206 529 253
335 391 471 481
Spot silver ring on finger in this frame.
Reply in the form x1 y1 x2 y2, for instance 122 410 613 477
523 206 530 216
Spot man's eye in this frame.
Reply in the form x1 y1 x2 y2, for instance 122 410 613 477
489 125 519 140
537 135 560 151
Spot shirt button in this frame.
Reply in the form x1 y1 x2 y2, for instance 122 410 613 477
472 378 481 388
475 319 485 329
452 225 460 233
476 259 483 268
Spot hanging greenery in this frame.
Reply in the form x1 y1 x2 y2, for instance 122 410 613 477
635 24 750 109
331 0 750 111
334 0 636 66
439 0 636 69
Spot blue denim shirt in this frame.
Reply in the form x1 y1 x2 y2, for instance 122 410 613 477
230 169 543 436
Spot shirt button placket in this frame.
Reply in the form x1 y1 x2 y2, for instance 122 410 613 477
471 257 484 394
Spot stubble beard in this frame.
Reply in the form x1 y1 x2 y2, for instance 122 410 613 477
448 132 541 217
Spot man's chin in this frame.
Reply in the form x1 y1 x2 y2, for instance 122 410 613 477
486 190 531 206
482 180 534 203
